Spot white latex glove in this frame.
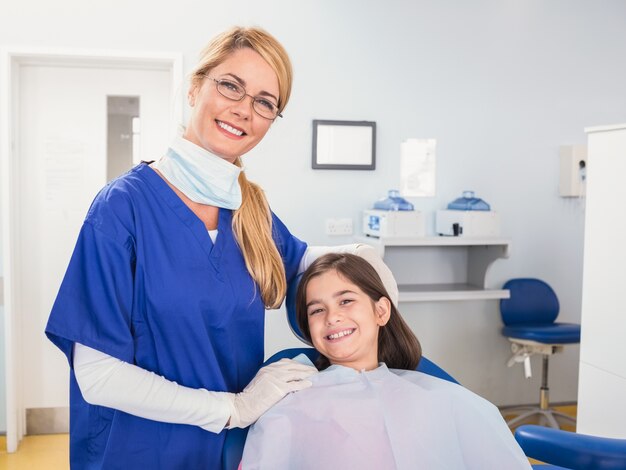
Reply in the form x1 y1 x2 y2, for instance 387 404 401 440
226 358 316 429
353 243 399 307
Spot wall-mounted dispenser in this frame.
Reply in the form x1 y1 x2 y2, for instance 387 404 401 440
559 144 587 197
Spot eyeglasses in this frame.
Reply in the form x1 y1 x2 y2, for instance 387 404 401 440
205 76 282 120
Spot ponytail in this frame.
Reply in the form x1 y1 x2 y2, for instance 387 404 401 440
232 163 286 308
191 26 294 308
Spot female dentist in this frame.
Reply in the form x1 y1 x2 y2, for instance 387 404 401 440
45 26 394 469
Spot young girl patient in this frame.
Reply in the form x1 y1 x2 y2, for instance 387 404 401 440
241 253 531 469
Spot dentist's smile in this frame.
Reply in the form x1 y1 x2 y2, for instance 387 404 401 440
216 120 246 138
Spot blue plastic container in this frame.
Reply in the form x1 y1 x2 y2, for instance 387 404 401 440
446 191 490 211
373 190 414 211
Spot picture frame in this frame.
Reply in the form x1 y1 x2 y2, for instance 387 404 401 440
311 120 376 170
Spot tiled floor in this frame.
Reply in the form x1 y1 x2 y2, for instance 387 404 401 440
0 405 577 469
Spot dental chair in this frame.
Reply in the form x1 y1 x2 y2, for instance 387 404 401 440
515 424 626 469
222 275 624 470
221 274 458 470
499 278 580 430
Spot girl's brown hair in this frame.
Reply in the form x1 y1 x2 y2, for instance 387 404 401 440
296 253 422 370
189 26 293 308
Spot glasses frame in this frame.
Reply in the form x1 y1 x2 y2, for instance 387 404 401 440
205 76 282 120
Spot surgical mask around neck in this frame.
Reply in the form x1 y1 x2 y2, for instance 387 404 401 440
154 136 243 210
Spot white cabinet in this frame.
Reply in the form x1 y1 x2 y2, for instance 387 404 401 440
577 123 626 438
356 236 511 302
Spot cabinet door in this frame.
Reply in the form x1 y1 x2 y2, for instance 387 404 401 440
578 124 626 437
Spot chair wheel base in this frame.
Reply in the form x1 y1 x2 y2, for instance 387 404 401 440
501 406 576 430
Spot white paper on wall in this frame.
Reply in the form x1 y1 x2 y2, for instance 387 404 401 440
400 138 436 197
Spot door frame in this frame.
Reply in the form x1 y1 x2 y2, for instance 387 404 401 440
0 47 183 452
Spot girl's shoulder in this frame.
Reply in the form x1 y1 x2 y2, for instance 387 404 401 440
390 367 497 410
391 367 464 390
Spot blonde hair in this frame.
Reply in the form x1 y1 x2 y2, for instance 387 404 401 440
191 26 293 308
190 26 292 114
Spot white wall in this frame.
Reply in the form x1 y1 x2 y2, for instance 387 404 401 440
1 0 626 431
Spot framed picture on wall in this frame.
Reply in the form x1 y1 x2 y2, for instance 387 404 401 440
312 120 376 170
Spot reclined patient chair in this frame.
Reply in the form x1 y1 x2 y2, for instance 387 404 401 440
223 276 626 470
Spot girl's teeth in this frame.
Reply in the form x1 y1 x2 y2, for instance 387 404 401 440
327 329 354 340
218 121 243 136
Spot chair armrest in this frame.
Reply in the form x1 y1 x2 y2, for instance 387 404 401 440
222 427 249 470
514 424 626 470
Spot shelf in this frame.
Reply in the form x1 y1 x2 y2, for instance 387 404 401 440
357 236 511 256
356 236 511 303
398 283 510 302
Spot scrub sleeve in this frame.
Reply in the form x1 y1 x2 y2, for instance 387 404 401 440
45 162 306 470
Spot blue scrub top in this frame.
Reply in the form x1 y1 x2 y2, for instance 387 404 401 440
45 162 307 469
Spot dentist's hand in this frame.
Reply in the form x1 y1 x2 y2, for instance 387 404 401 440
226 358 316 428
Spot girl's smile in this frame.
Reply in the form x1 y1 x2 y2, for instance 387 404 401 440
324 328 356 341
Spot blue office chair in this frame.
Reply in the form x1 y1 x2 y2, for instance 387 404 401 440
222 274 458 470
499 278 581 430
515 424 626 470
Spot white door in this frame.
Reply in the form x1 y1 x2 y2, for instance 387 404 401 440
3 51 181 451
